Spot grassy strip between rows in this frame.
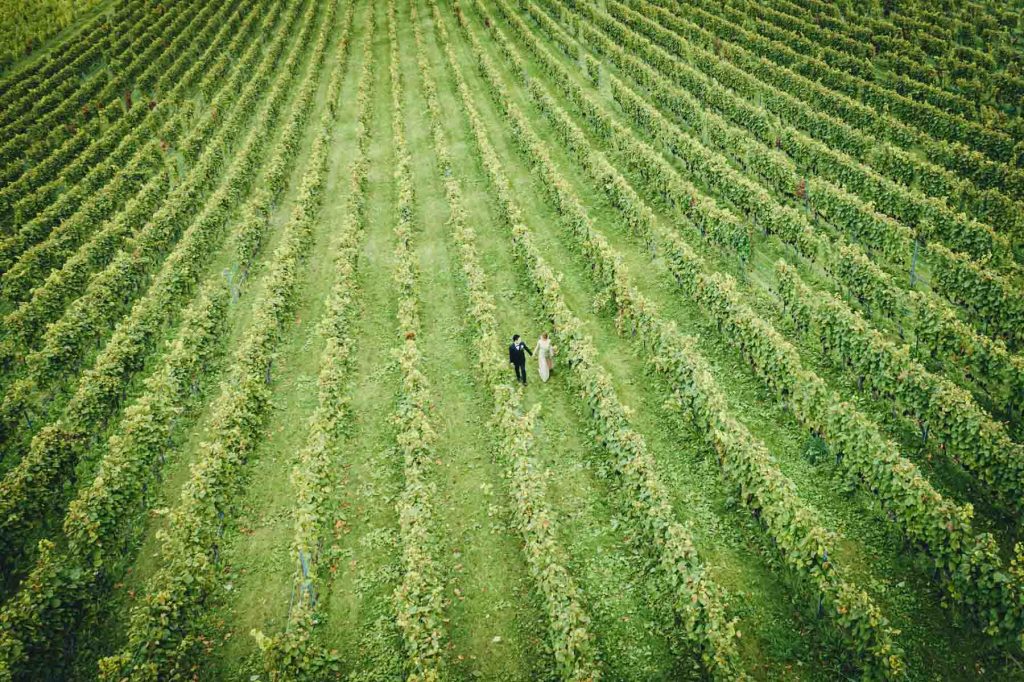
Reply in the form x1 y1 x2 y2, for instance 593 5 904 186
251 9 374 680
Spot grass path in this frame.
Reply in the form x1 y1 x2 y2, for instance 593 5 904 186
396 1 548 677
318 3 406 676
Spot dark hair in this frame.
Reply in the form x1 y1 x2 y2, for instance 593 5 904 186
512 334 520 342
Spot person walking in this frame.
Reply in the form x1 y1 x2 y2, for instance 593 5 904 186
509 334 532 385
536 332 554 382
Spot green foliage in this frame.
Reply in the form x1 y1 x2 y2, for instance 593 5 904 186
927 242 1024 350
0 1 194 200
0 0 105 70
776 261 1024 516
428 7 600 677
0 0 320 568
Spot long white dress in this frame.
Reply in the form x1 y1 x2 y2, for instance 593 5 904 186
537 337 553 382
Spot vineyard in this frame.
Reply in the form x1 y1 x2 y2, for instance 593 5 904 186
0 0 1023 678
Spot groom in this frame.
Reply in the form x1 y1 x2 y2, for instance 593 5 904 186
508 334 532 385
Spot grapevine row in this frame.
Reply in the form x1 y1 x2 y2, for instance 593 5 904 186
0 0 145 144
0 0 284 464
0 0 150 167
0 282 230 681
794 0 1000 66
884 0 1011 49
727 0 1017 130
679 0 1024 238
96 2 347 675
486 6 759 266
0 0 157 163
440 4 745 676
0 0 105 74
0 0 202 185
628 0 1024 206
0 1 135 119
926 243 1024 350
16 0 310 391
678 0 1017 164
790 0 1024 112
562 0 1024 418
388 3 448 677
601 0 1022 264
819 245 1024 423
585 0 1024 338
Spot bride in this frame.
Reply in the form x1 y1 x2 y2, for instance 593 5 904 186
536 332 554 382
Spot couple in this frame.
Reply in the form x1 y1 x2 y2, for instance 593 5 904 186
508 333 555 385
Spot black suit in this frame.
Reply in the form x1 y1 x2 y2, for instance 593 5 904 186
509 341 532 384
